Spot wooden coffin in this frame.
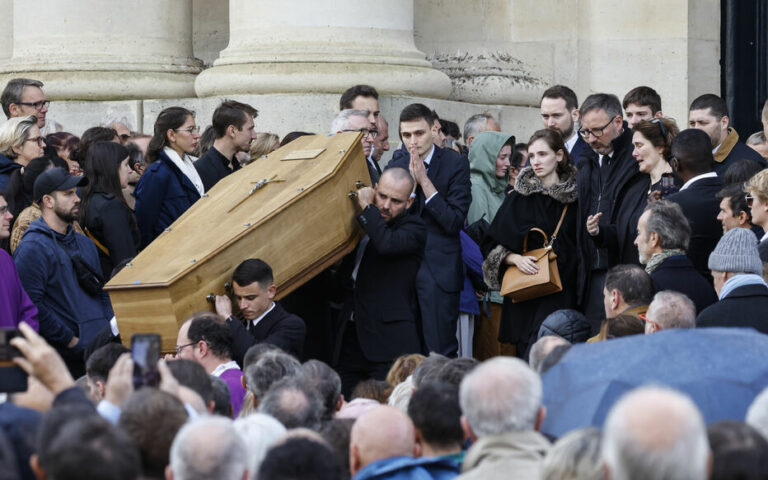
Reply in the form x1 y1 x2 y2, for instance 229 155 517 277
105 133 369 352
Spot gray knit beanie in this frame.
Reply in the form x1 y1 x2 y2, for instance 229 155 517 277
708 228 763 274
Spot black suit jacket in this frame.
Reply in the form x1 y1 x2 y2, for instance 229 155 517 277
650 254 717 314
229 302 306 365
697 284 768 333
194 147 241 192
714 140 768 176
570 135 590 168
667 175 724 279
387 145 471 292
338 205 426 362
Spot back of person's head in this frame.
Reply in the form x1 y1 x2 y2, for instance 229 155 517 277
407 382 463 451
541 85 579 110
339 84 379 110
166 359 214 408
539 344 572 374
580 93 623 119
85 342 129 400
147 106 194 164
724 159 765 186
602 386 709 480
463 112 498 144
435 357 479 388
211 99 258 138
45 131 79 154
386 353 426 387
529 336 571 373
0 430 19 480
399 103 435 128
258 376 323 430
644 200 691 251
459 357 542 437
301 359 342 421
541 427 603 480
689 93 729 119
707 421 768 480
70 126 118 165
244 350 301 399
623 86 662 113
387 376 415 413
746 386 768 441
257 437 343 480
646 290 696 331
440 119 460 139
351 379 391 403
671 128 715 174
279 131 313 147
210 375 232 417
232 258 273 288
708 227 763 275
242 342 284 370
604 265 653 306
118 388 188 479
350 406 416 473
538 309 592 343
169 416 247 480
187 312 233 360
232 413 286 478
249 132 280 163
42 415 140 480
319 419 355 480
196 125 215 157
412 352 449 389
599 314 646 341
37 404 98 461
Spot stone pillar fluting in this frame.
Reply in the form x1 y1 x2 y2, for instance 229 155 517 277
0 0 203 100
195 0 451 99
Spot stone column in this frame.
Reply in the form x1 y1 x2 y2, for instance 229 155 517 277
195 0 451 99
0 0 203 100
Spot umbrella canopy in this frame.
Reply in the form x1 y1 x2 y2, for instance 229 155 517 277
541 327 768 438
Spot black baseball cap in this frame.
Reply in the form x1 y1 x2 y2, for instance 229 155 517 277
33 167 88 203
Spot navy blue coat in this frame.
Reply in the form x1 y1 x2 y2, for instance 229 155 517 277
650 254 717 314
134 150 201 248
570 135 590 168
713 140 768 176
697 284 768 333
0 153 21 192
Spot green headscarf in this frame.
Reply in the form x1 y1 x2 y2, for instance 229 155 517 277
467 131 514 225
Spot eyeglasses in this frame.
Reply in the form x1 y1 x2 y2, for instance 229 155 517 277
342 128 378 139
175 126 200 134
174 342 196 355
16 100 49 111
578 117 616 139
25 136 46 147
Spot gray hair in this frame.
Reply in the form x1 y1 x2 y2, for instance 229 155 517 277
330 108 370 134
257 377 324 430
244 351 301 399
602 386 709 480
646 290 696 330
463 113 496 143
645 200 691 251
169 416 248 480
301 359 342 421
580 93 623 120
747 131 767 146
1 78 44 118
104 117 134 132
0 115 38 158
529 336 571 374
459 357 542 436
233 413 286 479
541 427 603 480
746 386 768 441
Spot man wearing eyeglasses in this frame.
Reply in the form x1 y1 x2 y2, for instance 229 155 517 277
578 93 648 334
1 78 49 128
331 109 380 184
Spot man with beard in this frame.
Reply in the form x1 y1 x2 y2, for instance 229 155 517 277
14 168 114 376
194 100 258 191
540 85 589 164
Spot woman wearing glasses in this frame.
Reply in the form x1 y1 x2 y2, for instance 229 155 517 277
134 107 203 248
0 115 45 191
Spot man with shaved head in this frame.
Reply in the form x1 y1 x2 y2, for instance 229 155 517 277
602 386 711 480
349 406 459 480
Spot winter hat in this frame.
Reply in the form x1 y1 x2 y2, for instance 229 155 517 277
708 227 762 275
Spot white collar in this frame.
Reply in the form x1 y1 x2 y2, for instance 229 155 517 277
211 360 240 377
680 172 718 191
163 146 205 196
564 131 578 153
249 301 276 329
423 145 436 166
761 231 768 243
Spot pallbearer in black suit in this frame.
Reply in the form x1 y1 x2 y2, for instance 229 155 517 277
387 104 472 357
215 259 306 365
335 168 426 396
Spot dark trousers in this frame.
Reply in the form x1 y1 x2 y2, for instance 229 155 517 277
415 264 459 357
336 322 392 399
584 270 607 335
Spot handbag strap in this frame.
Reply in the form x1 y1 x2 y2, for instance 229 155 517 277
522 205 568 252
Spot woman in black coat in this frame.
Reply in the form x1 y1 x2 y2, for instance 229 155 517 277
482 129 579 358
79 141 140 279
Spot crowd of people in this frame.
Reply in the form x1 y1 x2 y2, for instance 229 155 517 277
2 76 768 480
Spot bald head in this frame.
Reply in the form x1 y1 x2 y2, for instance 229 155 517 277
349 406 416 476
602 386 710 480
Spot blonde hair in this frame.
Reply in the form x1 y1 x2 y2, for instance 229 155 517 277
248 132 280 165
0 115 37 159
745 168 768 203
386 353 426 386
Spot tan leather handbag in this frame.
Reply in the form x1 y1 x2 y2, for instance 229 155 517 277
500 205 568 303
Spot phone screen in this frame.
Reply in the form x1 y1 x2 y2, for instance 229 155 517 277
131 333 161 388
0 329 27 393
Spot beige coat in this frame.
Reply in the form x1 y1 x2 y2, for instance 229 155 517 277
456 430 550 480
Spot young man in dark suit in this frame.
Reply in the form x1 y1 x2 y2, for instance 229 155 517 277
387 104 471 357
335 167 426 396
215 259 306 365
540 85 590 166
